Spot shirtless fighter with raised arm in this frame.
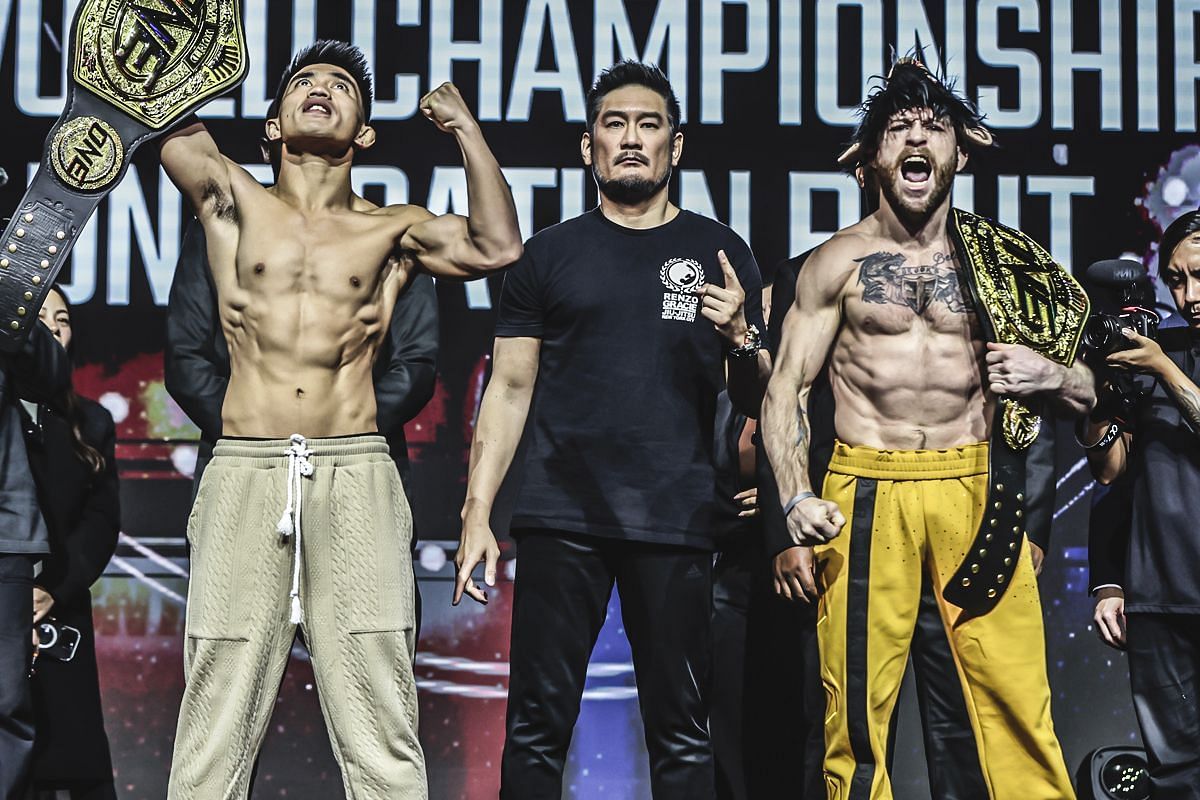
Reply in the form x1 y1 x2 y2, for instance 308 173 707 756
762 57 1091 799
157 41 521 799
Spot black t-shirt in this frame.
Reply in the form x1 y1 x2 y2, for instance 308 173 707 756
495 208 764 549
1126 325 1200 613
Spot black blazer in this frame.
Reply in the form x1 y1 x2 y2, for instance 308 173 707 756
164 218 439 484
26 396 119 783
758 252 1057 559
0 321 70 555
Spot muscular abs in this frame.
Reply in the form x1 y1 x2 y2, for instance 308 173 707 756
831 247 991 450
211 192 413 438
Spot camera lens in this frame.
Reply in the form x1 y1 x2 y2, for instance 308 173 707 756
1082 316 1122 352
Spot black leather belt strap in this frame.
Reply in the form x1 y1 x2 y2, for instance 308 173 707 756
0 0 247 353
941 424 1029 622
943 209 1088 621
0 89 157 352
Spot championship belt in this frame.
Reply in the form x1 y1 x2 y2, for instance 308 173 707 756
943 208 1089 620
0 0 247 353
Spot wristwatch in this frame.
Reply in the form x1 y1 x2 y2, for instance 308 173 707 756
728 324 763 359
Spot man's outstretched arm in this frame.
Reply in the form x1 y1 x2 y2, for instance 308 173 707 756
761 245 848 553
160 119 239 226
455 336 540 605
401 84 522 277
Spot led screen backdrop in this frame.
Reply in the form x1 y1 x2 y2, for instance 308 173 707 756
2 1 1194 796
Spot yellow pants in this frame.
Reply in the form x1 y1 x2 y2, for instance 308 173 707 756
816 442 1074 800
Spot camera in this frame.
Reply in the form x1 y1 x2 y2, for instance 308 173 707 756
1081 309 1160 356
36 620 81 662
1080 259 1160 360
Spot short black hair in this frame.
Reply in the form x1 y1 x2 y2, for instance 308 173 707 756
1158 211 1200 277
842 56 991 173
271 40 374 123
586 60 681 135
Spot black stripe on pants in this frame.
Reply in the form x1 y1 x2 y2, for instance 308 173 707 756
907 571 988 799
847 479 878 799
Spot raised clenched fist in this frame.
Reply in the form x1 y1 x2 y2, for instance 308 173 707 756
419 82 477 134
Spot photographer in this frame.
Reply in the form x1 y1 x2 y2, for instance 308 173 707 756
1083 210 1200 797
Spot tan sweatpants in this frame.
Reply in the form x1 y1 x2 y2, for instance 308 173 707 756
167 435 427 800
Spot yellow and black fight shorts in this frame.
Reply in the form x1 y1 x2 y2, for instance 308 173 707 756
815 441 1075 800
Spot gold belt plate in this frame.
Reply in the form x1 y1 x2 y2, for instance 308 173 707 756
951 209 1090 451
72 0 248 130
953 211 1090 366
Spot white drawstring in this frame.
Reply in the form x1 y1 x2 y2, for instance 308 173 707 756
275 434 314 624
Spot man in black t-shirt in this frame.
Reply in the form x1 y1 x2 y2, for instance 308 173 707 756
1085 211 1200 797
454 61 767 799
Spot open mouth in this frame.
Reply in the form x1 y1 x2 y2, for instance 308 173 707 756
302 100 332 116
901 154 931 184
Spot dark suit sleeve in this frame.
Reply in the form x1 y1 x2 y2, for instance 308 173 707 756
38 410 120 608
759 445 797 558
373 274 439 436
164 218 227 441
1022 411 1057 552
1087 476 1131 591
12 321 70 406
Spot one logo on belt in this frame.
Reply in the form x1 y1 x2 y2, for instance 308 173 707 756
50 117 124 191
660 257 705 322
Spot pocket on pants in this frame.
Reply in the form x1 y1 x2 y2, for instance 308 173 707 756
347 628 419 731
184 467 254 640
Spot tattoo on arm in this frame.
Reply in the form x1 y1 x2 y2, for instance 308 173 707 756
855 251 973 315
1169 377 1200 434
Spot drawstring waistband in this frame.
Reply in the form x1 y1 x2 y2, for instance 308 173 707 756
275 434 314 624
210 433 392 626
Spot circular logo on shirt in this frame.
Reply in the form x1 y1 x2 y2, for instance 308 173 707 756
659 258 705 292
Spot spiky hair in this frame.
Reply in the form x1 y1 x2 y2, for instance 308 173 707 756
839 52 992 173
271 40 374 122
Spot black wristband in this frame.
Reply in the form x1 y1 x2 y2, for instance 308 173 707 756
1074 418 1122 450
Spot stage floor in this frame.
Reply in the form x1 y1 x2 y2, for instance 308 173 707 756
88 533 1138 799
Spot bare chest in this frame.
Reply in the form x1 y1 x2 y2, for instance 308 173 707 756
234 214 403 302
843 251 982 337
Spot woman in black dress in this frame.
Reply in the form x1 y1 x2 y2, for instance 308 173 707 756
26 286 120 800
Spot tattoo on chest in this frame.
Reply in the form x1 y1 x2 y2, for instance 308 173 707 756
854 251 974 315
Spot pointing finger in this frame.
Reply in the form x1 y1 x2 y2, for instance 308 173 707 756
717 249 741 288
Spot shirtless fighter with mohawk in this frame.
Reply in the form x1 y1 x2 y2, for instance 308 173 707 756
762 56 1091 799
